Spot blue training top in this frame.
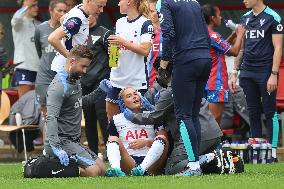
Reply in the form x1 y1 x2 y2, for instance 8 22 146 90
240 6 284 73
160 0 211 64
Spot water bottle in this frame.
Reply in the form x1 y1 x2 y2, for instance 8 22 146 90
15 113 22 126
224 19 239 31
252 143 260 164
267 143 272 163
109 44 119 67
260 143 267 164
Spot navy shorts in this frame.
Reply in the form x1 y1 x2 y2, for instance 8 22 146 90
131 155 145 166
105 87 147 104
14 68 37 86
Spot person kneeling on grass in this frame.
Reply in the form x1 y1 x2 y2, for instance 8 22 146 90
44 45 106 177
105 87 169 176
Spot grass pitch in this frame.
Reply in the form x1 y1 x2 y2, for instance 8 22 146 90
0 163 284 189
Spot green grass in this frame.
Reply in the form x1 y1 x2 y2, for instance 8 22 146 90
1 163 284 189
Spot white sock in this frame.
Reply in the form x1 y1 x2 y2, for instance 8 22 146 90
140 138 166 171
187 161 200 170
106 141 121 169
199 153 215 165
272 147 277 158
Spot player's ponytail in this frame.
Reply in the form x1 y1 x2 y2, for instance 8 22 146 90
134 0 150 18
201 4 218 24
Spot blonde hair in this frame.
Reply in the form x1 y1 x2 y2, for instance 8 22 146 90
134 0 150 18
118 87 135 99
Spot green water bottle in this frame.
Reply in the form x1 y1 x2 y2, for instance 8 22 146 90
109 44 119 67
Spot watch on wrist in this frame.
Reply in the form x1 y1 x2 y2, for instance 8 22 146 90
271 71 278 75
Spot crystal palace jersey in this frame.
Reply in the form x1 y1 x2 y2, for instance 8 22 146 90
147 28 162 88
206 27 231 91
240 7 284 72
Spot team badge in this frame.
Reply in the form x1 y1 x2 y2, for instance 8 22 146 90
260 19 265 26
277 24 283 32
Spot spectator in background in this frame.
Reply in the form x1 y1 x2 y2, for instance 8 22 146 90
11 0 41 97
80 14 111 154
0 22 8 92
147 0 162 89
34 0 67 145
65 0 81 12
202 4 245 125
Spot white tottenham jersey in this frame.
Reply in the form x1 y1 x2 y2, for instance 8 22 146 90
113 113 156 157
110 15 153 90
51 4 89 72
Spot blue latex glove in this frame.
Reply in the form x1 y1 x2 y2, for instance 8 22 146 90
51 145 69 166
99 79 113 93
118 96 125 113
124 108 134 120
138 93 153 111
154 91 160 104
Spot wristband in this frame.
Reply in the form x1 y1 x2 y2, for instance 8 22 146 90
271 71 278 75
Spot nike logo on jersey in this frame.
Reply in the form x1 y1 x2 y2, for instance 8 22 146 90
91 35 101 44
83 28 87 31
51 169 64 175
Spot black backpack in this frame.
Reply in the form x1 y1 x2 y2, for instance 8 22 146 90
24 155 79 178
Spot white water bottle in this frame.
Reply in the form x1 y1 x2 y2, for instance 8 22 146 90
252 143 260 164
266 143 272 163
260 143 267 164
224 19 239 31
15 113 22 126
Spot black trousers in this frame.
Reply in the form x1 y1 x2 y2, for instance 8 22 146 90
239 71 276 143
82 84 108 154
